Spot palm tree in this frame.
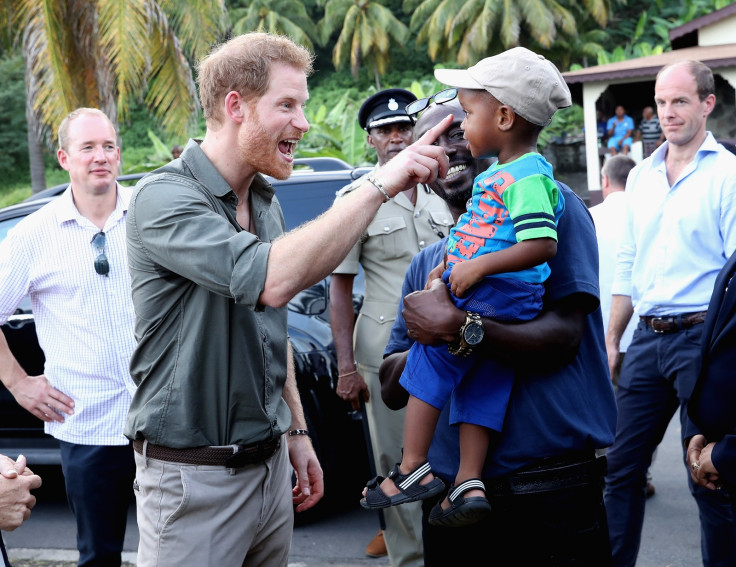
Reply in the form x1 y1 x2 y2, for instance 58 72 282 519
230 0 317 51
318 0 410 88
404 0 613 65
4 0 227 192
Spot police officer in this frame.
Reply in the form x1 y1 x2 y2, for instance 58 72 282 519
329 89 453 564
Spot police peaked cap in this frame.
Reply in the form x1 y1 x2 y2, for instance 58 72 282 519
358 88 417 131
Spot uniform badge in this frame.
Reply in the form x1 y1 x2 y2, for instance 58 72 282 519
388 98 398 111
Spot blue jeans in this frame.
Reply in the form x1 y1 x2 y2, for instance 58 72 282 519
604 322 736 567
59 442 135 567
422 465 611 566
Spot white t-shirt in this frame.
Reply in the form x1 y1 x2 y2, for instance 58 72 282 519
590 191 637 352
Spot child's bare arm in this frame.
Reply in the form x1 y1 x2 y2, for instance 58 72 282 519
425 261 446 290
448 238 557 298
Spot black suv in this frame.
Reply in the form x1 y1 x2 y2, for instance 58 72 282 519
0 157 371 512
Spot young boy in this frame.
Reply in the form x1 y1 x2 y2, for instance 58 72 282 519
361 47 572 527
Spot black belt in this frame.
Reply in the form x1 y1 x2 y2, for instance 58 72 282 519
640 311 707 334
133 437 281 468
486 452 606 497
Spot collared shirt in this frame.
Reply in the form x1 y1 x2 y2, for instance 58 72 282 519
332 171 453 370
612 133 736 316
125 139 290 448
0 185 136 445
589 192 637 352
385 186 616 477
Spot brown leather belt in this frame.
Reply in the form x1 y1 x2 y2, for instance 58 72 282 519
640 311 707 334
133 437 281 468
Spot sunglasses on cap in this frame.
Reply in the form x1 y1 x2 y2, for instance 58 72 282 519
405 88 458 117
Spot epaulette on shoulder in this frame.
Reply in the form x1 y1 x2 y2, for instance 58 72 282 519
335 173 370 199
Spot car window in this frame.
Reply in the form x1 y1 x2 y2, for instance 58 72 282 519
276 178 343 230
0 216 22 242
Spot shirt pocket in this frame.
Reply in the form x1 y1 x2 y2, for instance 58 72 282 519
366 216 407 259
427 208 454 237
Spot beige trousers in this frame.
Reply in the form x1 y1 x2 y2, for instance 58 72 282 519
361 364 425 567
134 439 293 567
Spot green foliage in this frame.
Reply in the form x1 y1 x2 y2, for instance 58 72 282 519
596 0 733 64
123 130 177 173
0 186 32 209
538 105 585 151
318 0 411 85
2 0 735 204
299 91 372 165
0 54 30 183
229 0 318 50
119 101 171 150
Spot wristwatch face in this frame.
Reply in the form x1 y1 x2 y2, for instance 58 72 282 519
463 322 484 346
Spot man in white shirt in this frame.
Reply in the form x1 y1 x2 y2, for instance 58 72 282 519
590 155 660 497
604 60 736 567
590 155 637 382
0 108 137 567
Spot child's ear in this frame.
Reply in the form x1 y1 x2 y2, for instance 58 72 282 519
497 105 515 132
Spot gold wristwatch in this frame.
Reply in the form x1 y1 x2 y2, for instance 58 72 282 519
447 311 484 357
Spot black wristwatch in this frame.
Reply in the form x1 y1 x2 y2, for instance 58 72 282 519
447 311 484 357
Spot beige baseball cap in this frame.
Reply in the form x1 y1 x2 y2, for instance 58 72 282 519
434 47 572 127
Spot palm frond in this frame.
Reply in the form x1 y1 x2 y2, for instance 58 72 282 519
158 0 227 60
144 7 199 138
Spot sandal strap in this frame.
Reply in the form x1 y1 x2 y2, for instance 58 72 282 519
449 478 486 502
394 461 432 493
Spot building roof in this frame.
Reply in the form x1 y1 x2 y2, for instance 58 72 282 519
669 2 736 42
562 43 736 84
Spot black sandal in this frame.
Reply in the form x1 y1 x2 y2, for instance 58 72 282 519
361 461 445 509
427 478 491 527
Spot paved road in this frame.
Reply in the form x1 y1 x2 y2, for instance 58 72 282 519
4 414 702 566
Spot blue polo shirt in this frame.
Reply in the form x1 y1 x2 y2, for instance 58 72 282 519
384 184 617 478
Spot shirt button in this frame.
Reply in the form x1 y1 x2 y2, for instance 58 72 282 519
414 212 420 217
384 226 390 232
379 315 385 321
419 240 426 248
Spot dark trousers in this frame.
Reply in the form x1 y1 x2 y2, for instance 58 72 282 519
59 441 136 567
422 462 611 566
604 323 736 567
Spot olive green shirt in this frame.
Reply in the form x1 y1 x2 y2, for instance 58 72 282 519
125 140 290 448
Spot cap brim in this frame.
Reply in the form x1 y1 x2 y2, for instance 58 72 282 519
366 115 413 130
434 69 484 90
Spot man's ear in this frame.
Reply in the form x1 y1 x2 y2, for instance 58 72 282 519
57 148 70 172
366 133 376 150
703 93 716 118
497 105 515 132
224 91 246 124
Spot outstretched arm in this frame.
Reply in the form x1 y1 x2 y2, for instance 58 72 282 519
260 115 453 307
